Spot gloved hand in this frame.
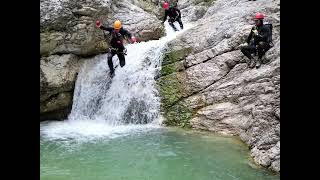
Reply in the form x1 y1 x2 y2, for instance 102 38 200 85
130 36 137 43
96 20 102 28
252 29 259 36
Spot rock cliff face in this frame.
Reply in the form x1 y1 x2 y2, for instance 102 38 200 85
157 0 280 172
40 54 83 120
40 0 164 120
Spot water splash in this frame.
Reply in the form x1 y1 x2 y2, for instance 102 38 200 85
41 22 194 140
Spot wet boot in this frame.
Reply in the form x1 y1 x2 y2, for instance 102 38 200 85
255 58 261 68
172 26 178 31
246 59 251 67
249 58 256 68
109 69 115 78
169 21 178 31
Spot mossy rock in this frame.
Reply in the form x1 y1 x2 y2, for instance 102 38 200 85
160 61 185 76
158 47 192 108
162 47 192 66
157 72 186 109
158 46 193 127
164 102 193 128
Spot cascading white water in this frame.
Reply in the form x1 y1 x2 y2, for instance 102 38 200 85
40 22 194 140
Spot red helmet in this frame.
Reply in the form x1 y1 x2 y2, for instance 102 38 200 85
163 2 169 9
96 20 101 27
255 13 264 19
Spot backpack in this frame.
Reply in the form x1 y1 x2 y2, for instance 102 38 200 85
264 23 273 47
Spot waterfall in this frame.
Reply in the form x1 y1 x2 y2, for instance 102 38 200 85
40 22 193 140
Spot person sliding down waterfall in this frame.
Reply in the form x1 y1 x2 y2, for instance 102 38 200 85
96 20 137 77
162 2 184 31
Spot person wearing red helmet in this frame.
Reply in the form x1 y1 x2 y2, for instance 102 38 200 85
241 13 272 68
95 20 136 77
163 2 169 10
162 2 184 31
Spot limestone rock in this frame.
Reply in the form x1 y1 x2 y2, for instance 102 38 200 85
40 0 164 56
40 54 83 119
157 0 280 172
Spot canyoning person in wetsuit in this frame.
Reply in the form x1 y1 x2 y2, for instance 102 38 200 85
241 13 272 68
162 2 184 31
96 20 137 77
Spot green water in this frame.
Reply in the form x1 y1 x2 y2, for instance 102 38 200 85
40 127 279 180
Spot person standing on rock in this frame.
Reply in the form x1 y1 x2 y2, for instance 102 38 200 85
241 13 271 68
162 2 184 31
96 20 137 77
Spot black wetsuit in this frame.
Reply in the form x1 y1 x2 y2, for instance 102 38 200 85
241 23 271 60
163 7 184 31
99 26 133 74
